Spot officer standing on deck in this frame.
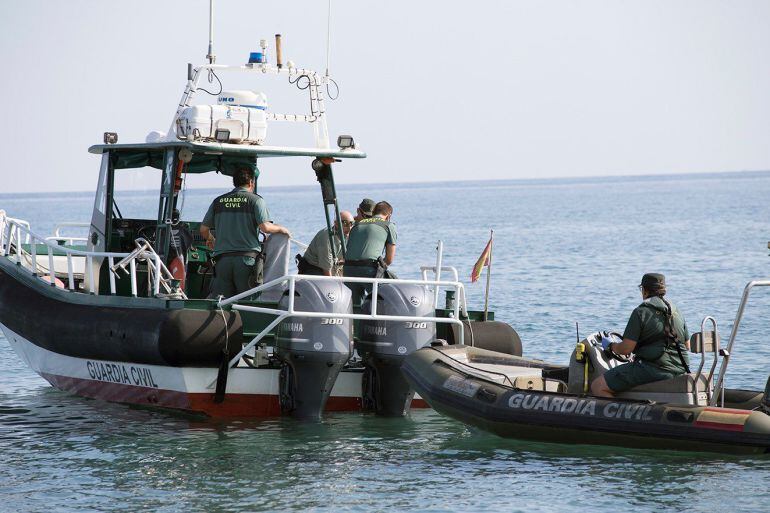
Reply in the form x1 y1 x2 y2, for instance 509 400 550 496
591 273 691 398
200 167 291 298
297 210 354 276
343 201 397 306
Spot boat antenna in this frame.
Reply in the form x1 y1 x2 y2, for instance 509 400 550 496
325 0 332 77
206 0 216 64
575 322 580 344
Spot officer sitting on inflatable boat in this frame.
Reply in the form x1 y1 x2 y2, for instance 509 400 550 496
200 167 291 298
591 273 690 398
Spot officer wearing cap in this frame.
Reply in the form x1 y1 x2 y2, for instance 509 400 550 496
297 210 354 276
200 167 291 298
591 273 691 398
344 201 397 307
354 198 375 222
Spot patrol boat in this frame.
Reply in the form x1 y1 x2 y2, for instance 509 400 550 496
0 33 520 419
403 284 770 454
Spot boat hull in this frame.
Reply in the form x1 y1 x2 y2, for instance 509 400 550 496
403 345 770 454
1 321 377 416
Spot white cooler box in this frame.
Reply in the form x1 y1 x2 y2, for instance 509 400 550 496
176 104 267 144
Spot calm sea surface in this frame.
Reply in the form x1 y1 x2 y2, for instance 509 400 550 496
1 172 769 512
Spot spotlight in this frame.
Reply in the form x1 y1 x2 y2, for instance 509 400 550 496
103 132 118 144
214 129 231 143
337 135 355 149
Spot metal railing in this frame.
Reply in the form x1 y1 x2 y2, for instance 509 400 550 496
711 279 770 406
0 215 165 297
420 264 468 315
46 222 90 245
216 274 468 375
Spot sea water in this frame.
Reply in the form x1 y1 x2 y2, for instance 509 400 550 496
1 172 769 512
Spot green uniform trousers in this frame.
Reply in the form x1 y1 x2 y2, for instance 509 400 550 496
604 360 680 393
209 255 257 299
343 264 378 309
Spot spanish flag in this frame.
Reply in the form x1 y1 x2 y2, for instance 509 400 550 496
471 235 493 283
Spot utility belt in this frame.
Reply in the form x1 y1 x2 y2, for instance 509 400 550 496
211 250 264 287
344 259 379 268
213 250 260 262
295 253 325 275
345 257 398 280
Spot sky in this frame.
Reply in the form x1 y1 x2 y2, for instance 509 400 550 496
0 0 769 193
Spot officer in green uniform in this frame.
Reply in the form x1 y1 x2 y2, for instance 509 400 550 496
200 167 291 298
343 201 397 307
297 210 354 276
591 273 690 398
354 198 375 222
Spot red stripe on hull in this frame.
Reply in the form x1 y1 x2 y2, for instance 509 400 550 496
693 421 746 432
40 372 427 417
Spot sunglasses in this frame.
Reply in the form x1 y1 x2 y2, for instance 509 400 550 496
342 220 353 226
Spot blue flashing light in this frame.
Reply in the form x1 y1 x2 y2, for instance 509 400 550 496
248 52 265 64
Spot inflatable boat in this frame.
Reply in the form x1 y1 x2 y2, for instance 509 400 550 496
403 296 770 454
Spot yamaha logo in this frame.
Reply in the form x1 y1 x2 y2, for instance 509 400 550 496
409 295 421 307
326 291 338 303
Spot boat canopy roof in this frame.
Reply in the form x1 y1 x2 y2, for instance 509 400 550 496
88 141 366 175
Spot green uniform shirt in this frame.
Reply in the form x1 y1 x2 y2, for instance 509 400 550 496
202 187 269 256
303 227 342 272
345 217 397 261
622 296 690 374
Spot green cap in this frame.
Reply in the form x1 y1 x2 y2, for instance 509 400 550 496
641 273 666 292
358 198 375 216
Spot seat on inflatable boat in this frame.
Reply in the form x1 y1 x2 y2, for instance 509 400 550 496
617 373 710 404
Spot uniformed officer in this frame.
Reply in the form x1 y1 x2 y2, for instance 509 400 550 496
591 273 690 398
200 167 291 298
343 201 397 306
354 198 375 222
297 210 354 276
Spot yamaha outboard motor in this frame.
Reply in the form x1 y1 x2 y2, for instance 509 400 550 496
275 280 353 419
357 283 435 416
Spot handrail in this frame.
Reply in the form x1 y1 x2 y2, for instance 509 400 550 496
694 316 719 406
420 265 468 316
0 216 165 297
47 222 90 245
711 279 770 406
215 274 467 378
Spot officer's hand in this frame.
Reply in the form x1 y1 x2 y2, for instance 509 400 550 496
600 336 613 351
206 237 215 250
280 227 292 237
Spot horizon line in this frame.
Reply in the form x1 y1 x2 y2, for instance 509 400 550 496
1 168 768 197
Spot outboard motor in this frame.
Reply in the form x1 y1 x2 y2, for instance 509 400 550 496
275 280 353 419
357 283 435 416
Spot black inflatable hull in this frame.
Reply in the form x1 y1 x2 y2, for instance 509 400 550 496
403 345 770 455
0 265 243 367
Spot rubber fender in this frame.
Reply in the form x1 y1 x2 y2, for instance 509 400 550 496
447 321 522 356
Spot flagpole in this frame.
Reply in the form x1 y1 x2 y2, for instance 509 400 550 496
483 229 493 321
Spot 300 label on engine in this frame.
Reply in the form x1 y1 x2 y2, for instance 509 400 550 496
320 318 344 325
405 321 428 329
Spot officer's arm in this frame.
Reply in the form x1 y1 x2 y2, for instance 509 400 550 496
611 339 637 356
384 244 396 266
200 224 215 249
259 221 291 237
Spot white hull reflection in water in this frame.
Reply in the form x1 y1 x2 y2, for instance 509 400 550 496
2 173 770 511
